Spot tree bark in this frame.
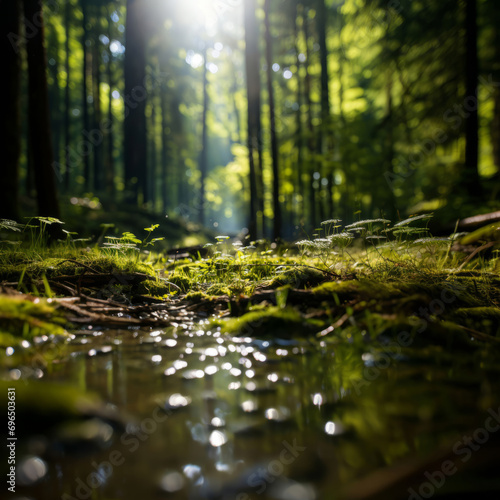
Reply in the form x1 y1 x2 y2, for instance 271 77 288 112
231 62 242 145
64 0 71 191
264 0 281 240
302 10 317 228
383 73 397 220
316 0 330 152
316 0 332 220
160 81 169 214
47 27 62 182
244 0 262 239
199 46 209 226
124 0 148 205
463 0 482 197
106 7 115 198
81 0 91 190
24 0 60 217
294 2 305 224
92 19 103 192
0 0 21 220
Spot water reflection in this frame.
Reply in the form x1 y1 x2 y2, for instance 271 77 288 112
8 321 500 500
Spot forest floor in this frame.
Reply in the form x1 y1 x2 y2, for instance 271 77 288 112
2 215 500 499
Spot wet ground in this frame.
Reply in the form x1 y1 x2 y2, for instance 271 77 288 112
9 314 500 500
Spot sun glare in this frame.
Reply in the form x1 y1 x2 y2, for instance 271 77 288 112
175 0 223 30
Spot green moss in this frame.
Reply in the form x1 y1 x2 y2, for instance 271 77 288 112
135 278 177 297
166 274 193 292
460 222 500 246
313 280 399 300
213 306 324 338
206 283 231 296
0 380 99 418
185 291 212 302
265 266 327 289
0 380 118 437
454 307 500 319
0 295 68 344
0 248 156 285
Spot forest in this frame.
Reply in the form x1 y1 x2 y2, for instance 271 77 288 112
2 0 499 237
1 1 500 500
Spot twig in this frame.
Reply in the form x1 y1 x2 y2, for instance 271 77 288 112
235 263 341 279
55 259 100 274
457 242 495 271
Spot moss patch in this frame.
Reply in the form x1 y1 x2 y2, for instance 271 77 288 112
460 222 500 246
213 306 323 338
0 295 68 344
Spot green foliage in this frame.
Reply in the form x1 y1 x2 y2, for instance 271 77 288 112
0 295 69 352
211 306 323 338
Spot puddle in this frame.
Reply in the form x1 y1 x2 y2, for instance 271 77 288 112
8 318 500 499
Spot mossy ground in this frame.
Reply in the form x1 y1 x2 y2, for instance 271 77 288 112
1 216 500 370
2 217 500 499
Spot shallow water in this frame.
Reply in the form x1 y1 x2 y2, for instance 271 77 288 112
10 317 500 500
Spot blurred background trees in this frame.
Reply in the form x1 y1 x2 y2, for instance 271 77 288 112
1 0 499 239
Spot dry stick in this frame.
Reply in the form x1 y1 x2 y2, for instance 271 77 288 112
457 241 495 271
56 301 171 327
55 259 100 274
232 263 341 279
49 280 78 296
453 323 500 344
79 293 130 308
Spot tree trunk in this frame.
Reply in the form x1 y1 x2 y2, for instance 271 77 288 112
124 0 148 205
316 0 330 153
148 68 157 210
383 74 397 220
47 28 62 183
199 46 209 226
302 10 317 228
92 22 103 192
316 0 332 219
490 24 500 191
244 0 262 239
264 0 281 240
106 8 115 198
64 0 71 191
81 0 91 190
231 63 242 145
294 2 305 225
491 87 500 185
0 0 21 220
24 0 60 218
463 0 482 197
160 81 169 215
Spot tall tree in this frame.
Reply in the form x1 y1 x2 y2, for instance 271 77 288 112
124 0 148 205
316 0 330 154
463 0 482 197
294 2 306 224
264 0 282 240
105 7 116 197
244 0 262 239
24 0 60 217
47 25 62 177
302 9 317 228
0 1 21 219
92 13 103 192
64 0 71 190
160 80 169 214
198 45 209 226
316 0 333 219
80 0 91 190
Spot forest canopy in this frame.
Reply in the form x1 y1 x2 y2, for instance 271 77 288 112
1 0 499 240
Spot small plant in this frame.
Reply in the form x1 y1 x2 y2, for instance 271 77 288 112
102 224 164 263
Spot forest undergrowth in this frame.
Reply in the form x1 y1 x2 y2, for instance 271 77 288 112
1 214 499 369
